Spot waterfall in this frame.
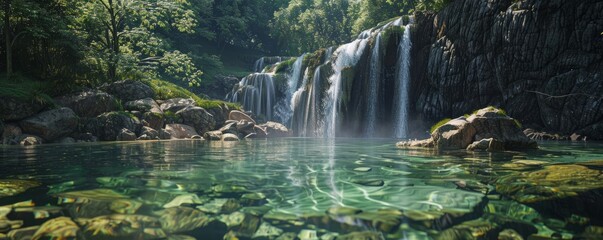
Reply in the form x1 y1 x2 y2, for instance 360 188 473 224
365 33 382 137
323 39 369 138
393 19 413 139
228 73 275 120
253 58 265 72
253 56 288 72
274 54 306 125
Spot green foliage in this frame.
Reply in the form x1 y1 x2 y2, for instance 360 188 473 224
275 58 297 73
142 79 239 110
430 118 452 134
0 74 55 106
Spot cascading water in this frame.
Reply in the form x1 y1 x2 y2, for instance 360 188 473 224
274 55 305 125
228 73 275 120
393 19 413 139
322 39 369 138
365 33 382 137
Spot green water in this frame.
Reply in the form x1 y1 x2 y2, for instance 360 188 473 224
0 139 602 239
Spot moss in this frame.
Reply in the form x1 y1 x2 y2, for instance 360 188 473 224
381 25 405 47
303 49 326 83
142 79 240 111
471 106 507 116
274 58 297 74
430 118 452 134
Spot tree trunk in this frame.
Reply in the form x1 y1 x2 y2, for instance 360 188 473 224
106 0 119 81
4 0 12 77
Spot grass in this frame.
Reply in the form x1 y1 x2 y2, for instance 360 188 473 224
142 79 239 110
430 118 451 134
0 74 55 107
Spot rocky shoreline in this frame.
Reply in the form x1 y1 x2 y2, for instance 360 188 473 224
0 80 290 146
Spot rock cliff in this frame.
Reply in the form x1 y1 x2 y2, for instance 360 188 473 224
411 0 603 139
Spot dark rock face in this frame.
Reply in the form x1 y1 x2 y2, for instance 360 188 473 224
19 107 79 141
411 0 603 139
55 90 118 118
103 80 155 102
0 97 45 121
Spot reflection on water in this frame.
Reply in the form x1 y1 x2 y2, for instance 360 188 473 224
0 139 602 239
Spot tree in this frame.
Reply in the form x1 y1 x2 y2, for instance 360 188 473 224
74 0 202 85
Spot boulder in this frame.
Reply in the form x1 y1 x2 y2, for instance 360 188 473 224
258 121 290 138
228 110 256 124
160 98 196 113
203 131 222 141
143 112 165 131
495 161 603 223
102 80 154 102
221 133 240 141
19 107 78 141
176 106 216 134
55 90 118 118
84 112 141 141
159 129 171 140
17 134 44 146
397 107 537 151
125 98 162 113
116 128 137 141
206 103 231 128
165 124 198 139
0 96 44 121
139 126 159 140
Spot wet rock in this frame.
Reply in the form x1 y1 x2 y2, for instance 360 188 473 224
143 112 165 130
32 217 82 240
203 131 222 141
176 106 216 134
228 110 256 124
221 133 240 142
297 229 318 240
327 207 362 216
351 179 384 187
102 80 155 102
434 214 537 240
253 222 283 239
7 226 39 240
125 98 162 113
19 107 78 141
398 107 537 151
258 121 291 138
231 213 261 238
159 128 171 140
235 121 255 135
8 206 64 226
353 167 371 172
353 210 403 233
218 122 237 134
17 135 44 146
85 112 141 141
56 189 142 218
56 90 118 118
240 192 266 206
138 126 159 140
163 194 205 208
165 124 198 139
155 207 211 234
1 123 21 144
0 179 40 198
0 97 45 121
78 214 165 239
495 162 603 222
336 231 384 240
116 128 137 141
167 235 197 240
160 98 196 113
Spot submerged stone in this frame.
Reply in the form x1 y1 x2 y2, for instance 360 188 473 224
353 167 372 172
351 179 384 187
495 162 603 222
155 207 211 234
32 217 82 240
336 231 384 240
0 179 40 198
56 189 142 218
78 214 164 239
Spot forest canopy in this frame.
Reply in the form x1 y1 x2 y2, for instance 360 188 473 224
1 0 448 89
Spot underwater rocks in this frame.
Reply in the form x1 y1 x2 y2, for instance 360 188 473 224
397 107 537 151
0 180 40 198
495 161 603 223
